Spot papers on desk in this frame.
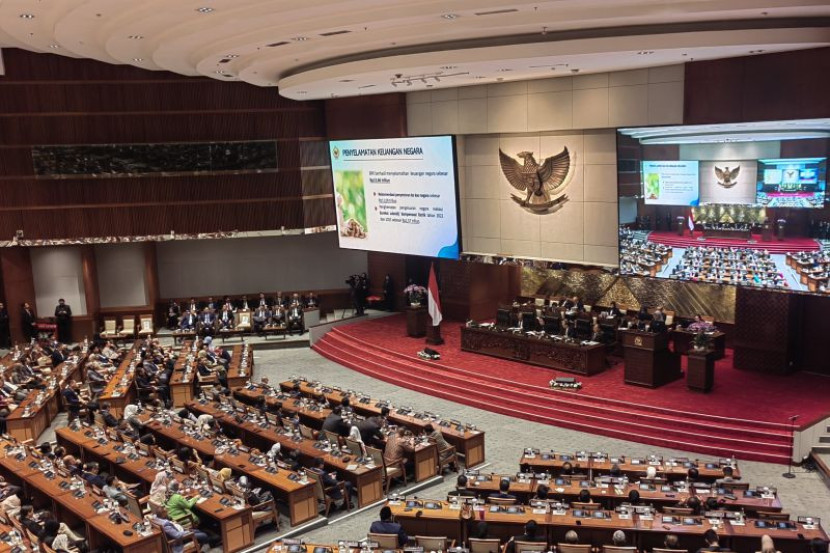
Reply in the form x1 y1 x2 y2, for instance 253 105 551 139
197 497 208 504
346 464 358 471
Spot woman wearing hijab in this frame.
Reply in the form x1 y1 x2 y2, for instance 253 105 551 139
150 470 172 506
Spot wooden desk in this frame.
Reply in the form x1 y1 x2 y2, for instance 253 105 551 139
99 348 140 417
460 326 606 375
672 329 726 360
703 228 752 240
519 452 741 482
277 379 487 468
187 401 385 509
464 473 780 514
0 442 163 553
226 344 254 389
5 355 83 442
388 500 826 553
687 351 716 393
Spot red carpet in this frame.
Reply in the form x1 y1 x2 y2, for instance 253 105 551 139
647 231 820 253
313 315 830 465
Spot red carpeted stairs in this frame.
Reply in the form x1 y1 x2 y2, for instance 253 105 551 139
309 318 825 465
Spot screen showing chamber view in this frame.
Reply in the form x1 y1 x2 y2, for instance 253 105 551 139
328 135 460 259
756 158 827 208
617 118 830 294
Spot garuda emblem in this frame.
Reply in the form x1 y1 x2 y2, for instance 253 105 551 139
499 148 574 213
715 165 740 188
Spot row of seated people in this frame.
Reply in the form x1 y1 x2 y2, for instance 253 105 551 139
176 301 306 336
365 504 829 553
0 340 97 433
670 247 787 288
619 237 672 277
236 381 458 484
786 251 830 293
167 292 318 329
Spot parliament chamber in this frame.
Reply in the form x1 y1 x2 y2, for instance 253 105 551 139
0 5 829 553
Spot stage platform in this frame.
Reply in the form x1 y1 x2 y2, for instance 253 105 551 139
647 231 821 253
313 314 830 464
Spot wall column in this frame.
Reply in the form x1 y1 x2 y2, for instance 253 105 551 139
0 248 36 345
144 242 161 322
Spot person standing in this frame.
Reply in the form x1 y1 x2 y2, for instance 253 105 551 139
21 302 36 343
0 303 9 348
54 299 73 343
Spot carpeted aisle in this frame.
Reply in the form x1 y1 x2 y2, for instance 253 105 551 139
313 314 830 464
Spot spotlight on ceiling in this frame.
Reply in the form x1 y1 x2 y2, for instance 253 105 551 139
19 13 35 19
195 7 214 13
441 13 460 20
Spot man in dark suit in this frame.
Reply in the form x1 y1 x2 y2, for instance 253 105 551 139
187 298 199 314
309 457 353 509
322 406 350 437
446 474 477 498
217 306 235 330
198 308 215 337
62 381 85 422
257 293 271 309
488 478 516 500
166 300 180 330
51 345 69 367
505 520 545 553
369 506 408 546
54 298 72 343
235 296 251 312
0 303 9 348
696 529 723 553
253 306 271 335
179 310 196 331
99 402 119 427
21 302 37 343
357 408 388 448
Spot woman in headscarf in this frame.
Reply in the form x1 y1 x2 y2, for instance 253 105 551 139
267 443 281 464
348 424 367 456
150 470 172 506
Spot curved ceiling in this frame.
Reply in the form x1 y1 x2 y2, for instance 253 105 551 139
0 0 828 100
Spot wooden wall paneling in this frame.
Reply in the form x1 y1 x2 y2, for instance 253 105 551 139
733 287 801 374
797 294 830 376
367 252 406 311
684 47 830 124
0 49 329 240
324 93 408 140
0 247 36 344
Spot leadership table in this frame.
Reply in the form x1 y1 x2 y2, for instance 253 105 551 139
460 326 606 375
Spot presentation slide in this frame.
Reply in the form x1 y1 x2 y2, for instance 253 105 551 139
642 161 700 206
756 157 826 208
329 136 460 259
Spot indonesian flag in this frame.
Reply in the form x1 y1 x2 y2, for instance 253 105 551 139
427 263 442 327
688 209 695 233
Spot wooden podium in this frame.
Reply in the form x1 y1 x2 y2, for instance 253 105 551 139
687 350 716 392
406 306 428 338
620 329 682 388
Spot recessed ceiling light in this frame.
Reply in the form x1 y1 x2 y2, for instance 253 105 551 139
498 68 513 72
297 91 307 94
442 13 460 19
128 35 143 40
195 7 214 13
226 54 239 58
49 44 60 49
637 51 654 55
132 58 144 62
20 13 35 19
291 36 309 42
474 76 486 79
441 65 458 70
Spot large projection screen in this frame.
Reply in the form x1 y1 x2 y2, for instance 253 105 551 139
328 136 460 259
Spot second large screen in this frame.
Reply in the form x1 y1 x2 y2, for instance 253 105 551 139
329 136 459 259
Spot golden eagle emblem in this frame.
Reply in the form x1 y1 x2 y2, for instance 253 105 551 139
715 165 740 188
499 148 574 212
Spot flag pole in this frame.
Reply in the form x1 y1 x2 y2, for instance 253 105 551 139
426 262 444 345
